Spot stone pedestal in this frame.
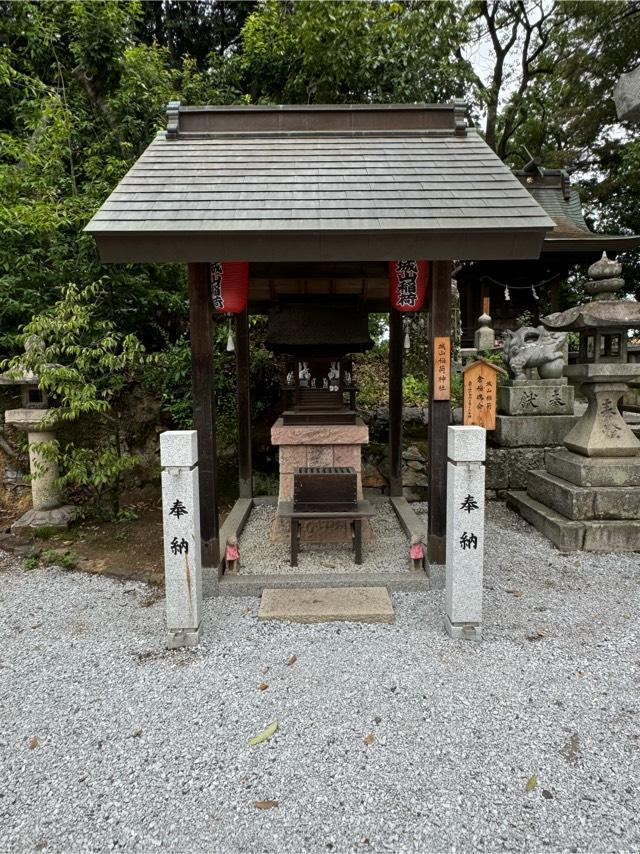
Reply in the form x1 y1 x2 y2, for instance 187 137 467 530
4 408 76 533
270 417 371 543
507 371 640 552
562 364 640 457
498 378 574 416
486 379 578 493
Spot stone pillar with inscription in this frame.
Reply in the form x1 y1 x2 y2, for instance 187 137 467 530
445 425 486 642
160 430 203 649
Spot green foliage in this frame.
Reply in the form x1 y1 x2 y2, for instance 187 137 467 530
450 371 464 411
40 548 77 569
22 556 39 571
237 0 470 104
402 374 429 407
3 282 150 516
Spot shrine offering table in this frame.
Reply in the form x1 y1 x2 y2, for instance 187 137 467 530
277 500 375 566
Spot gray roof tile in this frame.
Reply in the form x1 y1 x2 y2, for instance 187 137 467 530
86 130 552 237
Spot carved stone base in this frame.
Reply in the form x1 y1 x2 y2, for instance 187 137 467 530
270 515 373 544
498 378 574 416
11 505 77 535
564 381 640 457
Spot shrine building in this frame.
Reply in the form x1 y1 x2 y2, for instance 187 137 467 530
85 101 554 588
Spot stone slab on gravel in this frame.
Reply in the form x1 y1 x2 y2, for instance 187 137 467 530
1 501 639 854
258 586 395 624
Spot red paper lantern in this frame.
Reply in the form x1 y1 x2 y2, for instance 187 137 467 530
388 260 428 312
210 262 249 314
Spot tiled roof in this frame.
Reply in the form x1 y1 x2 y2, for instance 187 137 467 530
85 103 554 263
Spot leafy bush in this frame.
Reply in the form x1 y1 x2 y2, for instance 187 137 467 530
402 374 429 407
2 281 150 518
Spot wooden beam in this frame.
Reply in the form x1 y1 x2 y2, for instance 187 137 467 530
428 260 452 564
388 309 404 497
188 263 220 572
236 308 253 498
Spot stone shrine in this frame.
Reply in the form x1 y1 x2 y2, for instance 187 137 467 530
265 299 372 544
508 253 640 551
486 325 578 493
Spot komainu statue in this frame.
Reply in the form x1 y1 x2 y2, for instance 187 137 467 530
502 326 566 380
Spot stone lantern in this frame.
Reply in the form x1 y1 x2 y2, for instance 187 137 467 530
548 253 640 458
0 337 76 533
507 254 640 551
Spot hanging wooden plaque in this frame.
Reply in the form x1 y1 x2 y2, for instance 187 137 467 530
462 358 507 430
433 336 451 401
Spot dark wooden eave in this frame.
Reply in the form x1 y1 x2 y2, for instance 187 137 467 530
85 102 553 264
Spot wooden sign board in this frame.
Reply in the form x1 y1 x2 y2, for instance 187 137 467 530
462 358 507 430
433 336 451 401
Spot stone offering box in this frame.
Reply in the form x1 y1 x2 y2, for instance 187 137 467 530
293 466 358 513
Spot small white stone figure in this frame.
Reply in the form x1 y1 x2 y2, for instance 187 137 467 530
328 361 339 391
299 361 311 385
344 371 352 386
286 371 294 385
323 377 328 389
311 377 316 388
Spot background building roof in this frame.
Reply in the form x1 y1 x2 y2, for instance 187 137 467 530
514 162 640 254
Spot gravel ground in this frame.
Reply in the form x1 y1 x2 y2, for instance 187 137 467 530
1 501 639 854
238 502 411 575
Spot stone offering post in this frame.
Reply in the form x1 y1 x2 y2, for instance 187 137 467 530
445 425 486 642
160 430 203 649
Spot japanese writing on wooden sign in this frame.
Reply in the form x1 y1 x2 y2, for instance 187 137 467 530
433 336 451 401
462 359 506 431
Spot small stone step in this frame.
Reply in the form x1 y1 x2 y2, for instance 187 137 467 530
258 586 395 624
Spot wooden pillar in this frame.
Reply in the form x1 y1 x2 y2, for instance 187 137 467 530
188 263 219 571
236 308 252 498
428 260 452 564
388 309 404 497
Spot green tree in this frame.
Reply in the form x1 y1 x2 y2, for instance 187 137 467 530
236 0 471 104
3 281 150 517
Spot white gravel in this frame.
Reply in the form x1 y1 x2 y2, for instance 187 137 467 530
238 502 412 574
1 502 639 854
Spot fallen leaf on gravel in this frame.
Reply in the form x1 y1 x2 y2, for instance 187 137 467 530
29 737 39 750
255 800 279 810
578 670 585 678
542 789 553 800
526 631 545 642
258 682 269 691
248 721 279 746
287 655 298 666
525 775 538 792
507 589 525 598
363 733 375 746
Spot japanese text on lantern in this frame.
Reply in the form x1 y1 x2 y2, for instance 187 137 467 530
433 336 450 401
396 261 419 308
210 262 224 311
463 360 502 430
